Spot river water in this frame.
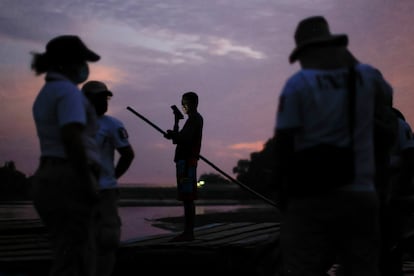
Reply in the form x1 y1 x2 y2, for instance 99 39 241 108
0 203 263 241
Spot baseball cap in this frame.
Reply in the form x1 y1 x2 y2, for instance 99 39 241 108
45 35 100 63
82 81 113 96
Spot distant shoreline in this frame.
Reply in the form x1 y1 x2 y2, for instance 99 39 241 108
118 184 272 204
0 183 277 208
119 182 175 188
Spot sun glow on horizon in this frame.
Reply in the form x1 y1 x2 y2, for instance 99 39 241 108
228 141 264 152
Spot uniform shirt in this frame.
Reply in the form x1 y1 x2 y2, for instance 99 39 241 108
96 115 131 189
276 63 393 191
32 72 101 166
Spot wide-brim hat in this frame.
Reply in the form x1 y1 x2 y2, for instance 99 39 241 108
289 16 348 63
82 81 113 96
46 35 100 63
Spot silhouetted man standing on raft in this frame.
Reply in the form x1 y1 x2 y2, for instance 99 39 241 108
164 91 203 242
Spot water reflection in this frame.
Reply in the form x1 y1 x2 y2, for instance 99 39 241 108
0 204 37 220
0 203 264 241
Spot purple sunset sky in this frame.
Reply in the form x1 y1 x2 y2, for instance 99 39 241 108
1 0 414 186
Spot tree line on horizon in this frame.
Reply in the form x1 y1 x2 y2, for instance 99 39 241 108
232 137 277 199
0 161 31 200
197 137 277 199
0 138 277 201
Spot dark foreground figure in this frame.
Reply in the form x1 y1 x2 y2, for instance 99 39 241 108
273 16 397 276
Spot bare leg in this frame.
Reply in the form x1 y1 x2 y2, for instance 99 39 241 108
183 200 195 236
170 200 195 242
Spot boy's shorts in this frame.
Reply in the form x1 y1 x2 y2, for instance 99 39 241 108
176 159 198 201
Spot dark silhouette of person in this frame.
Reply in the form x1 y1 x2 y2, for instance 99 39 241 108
379 107 414 276
273 16 395 276
30 35 101 276
164 91 203 242
82 80 135 276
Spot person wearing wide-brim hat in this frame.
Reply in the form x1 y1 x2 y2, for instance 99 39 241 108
31 35 102 276
289 16 348 64
273 15 396 276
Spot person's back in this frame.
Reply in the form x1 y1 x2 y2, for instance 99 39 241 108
289 60 391 191
273 16 391 276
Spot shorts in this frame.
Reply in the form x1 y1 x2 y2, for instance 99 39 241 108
176 159 198 201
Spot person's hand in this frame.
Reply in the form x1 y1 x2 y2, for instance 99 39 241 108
164 129 174 139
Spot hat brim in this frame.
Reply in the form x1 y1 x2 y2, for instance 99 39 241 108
86 90 113 97
289 34 348 63
84 49 100 62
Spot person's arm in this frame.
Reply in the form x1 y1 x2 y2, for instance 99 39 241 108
115 145 135 179
164 119 194 144
373 70 398 147
172 117 200 144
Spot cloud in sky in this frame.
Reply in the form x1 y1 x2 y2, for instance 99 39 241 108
229 141 264 152
2 0 414 185
210 38 265 60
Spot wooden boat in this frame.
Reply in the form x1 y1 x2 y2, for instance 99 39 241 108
0 217 281 276
2 201 414 276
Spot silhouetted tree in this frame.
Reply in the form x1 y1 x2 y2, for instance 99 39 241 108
233 138 277 197
0 160 30 200
196 172 252 200
199 172 230 185
233 159 250 183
